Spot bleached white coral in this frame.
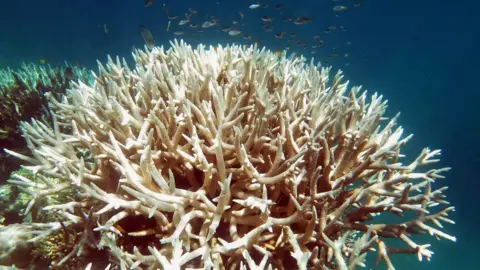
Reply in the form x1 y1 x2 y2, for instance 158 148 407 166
5 40 455 269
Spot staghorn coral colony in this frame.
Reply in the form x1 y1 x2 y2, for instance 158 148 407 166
3 40 455 269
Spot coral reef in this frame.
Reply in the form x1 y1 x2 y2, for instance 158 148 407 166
0 63 92 183
4 40 455 269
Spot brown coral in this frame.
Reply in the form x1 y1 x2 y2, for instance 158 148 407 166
5 40 455 269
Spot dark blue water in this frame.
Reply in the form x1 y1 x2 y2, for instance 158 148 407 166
1 0 477 269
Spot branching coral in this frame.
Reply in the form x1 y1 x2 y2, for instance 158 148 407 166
4 40 455 269
0 62 92 183
0 62 92 141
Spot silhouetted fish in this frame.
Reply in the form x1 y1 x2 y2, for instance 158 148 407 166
140 25 155 49
64 66 76 82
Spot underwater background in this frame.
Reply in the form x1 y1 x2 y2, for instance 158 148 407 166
0 0 478 269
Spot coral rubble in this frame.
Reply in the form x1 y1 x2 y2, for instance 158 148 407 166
3 40 455 269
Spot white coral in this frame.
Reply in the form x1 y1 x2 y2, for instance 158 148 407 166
4 40 455 269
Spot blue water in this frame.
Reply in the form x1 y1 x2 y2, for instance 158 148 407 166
1 0 478 269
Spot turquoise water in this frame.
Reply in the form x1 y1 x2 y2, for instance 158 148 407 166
0 0 477 269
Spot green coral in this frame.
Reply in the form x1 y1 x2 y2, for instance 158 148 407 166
0 167 94 268
0 62 93 184
0 168 30 224
0 62 92 141
1 168 78 225
32 230 70 266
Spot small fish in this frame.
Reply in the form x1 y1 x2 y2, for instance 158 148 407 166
239 12 244 19
168 15 179 20
249 2 261 9
202 20 218 28
39 58 47 64
179 19 190 25
261 16 273 22
173 31 184 35
294 17 312 25
178 13 192 25
243 34 252 40
228 29 241 36
333 5 348 11
103 23 109 34
293 18 303 24
354 2 362 7
189 23 199 28
274 32 286 38
64 67 76 81
221 26 233 32
189 8 198 14
139 25 155 49
145 0 152 7
324 26 336 33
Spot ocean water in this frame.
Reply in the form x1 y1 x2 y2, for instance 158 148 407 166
0 0 478 269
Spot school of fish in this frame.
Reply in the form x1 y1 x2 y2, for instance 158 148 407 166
138 0 364 67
